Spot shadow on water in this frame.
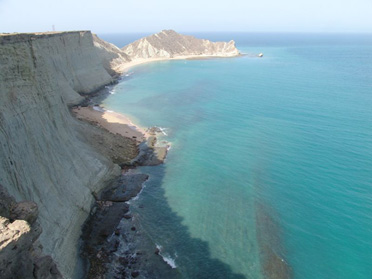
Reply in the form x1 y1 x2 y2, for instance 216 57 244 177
252 167 292 279
132 164 248 279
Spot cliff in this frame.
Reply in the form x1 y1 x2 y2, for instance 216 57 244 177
0 31 129 278
92 33 131 77
122 29 240 60
0 30 240 278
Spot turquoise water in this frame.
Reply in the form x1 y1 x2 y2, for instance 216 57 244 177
100 34 372 278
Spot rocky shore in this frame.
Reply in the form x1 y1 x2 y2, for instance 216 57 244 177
81 172 149 279
71 91 173 278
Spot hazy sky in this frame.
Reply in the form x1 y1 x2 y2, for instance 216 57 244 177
1 0 371 33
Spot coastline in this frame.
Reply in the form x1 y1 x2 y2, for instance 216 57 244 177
73 89 175 277
115 53 242 73
74 49 242 278
72 106 149 143
86 55 290 279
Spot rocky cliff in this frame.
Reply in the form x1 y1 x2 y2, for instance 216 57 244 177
122 29 240 60
0 30 240 278
0 185 63 279
0 31 129 278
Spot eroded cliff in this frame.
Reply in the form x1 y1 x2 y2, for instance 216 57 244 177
0 31 129 278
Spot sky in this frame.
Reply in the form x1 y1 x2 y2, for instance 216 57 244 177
0 0 372 34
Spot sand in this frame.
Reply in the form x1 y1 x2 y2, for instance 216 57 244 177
115 54 241 73
72 106 148 143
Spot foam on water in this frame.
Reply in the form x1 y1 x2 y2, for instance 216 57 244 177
156 244 177 269
92 105 105 112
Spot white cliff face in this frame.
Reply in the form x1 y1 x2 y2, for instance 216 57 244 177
1 32 117 105
122 29 240 60
92 33 131 76
0 31 121 278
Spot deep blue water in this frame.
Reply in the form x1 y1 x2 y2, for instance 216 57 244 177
99 33 372 279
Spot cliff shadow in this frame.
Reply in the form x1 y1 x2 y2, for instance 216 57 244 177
130 164 248 279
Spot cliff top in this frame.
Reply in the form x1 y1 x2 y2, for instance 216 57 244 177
0 31 91 44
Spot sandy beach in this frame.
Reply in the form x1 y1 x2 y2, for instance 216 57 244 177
72 106 148 143
115 54 241 73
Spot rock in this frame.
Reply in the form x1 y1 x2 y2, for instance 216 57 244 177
0 188 61 279
33 256 63 279
10 201 38 225
0 185 16 218
131 138 169 166
101 173 149 202
147 136 157 147
119 257 129 265
131 271 140 278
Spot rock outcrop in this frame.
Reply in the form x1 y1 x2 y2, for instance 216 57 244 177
0 31 134 278
0 185 62 279
122 29 240 60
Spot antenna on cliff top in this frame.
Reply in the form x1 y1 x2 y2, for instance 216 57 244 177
52 25 55 32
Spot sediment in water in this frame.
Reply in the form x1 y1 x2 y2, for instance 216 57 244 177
255 202 291 279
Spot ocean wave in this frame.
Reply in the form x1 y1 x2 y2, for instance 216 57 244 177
125 71 134 77
147 126 169 136
158 127 168 136
92 105 105 112
156 244 177 269
130 183 146 202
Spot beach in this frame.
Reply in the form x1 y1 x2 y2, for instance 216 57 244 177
115 54 241 74
72 106 148 143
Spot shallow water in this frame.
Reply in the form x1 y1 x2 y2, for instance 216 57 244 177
100 33 372 279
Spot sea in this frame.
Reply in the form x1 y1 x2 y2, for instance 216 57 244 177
98 32 372 279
